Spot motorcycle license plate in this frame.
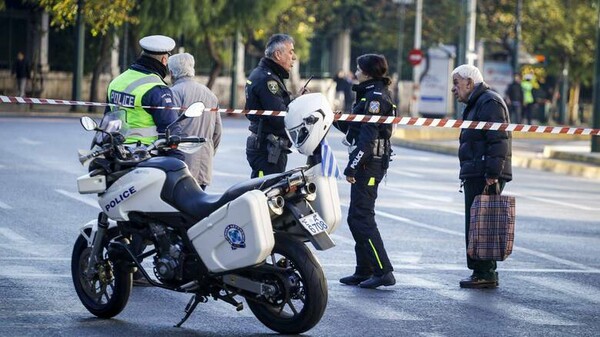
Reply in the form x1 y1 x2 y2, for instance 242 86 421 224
299 213 328 235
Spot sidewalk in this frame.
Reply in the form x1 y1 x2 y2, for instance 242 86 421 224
392 127 600 180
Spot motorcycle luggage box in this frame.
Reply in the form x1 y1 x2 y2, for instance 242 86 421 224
187 190 275 273
305 164 342 234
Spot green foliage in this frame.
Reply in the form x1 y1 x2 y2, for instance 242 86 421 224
38 0 137 36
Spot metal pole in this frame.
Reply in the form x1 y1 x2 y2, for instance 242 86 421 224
512 0 522 75
411 0 422 117
592 0 600 152
229 30 240 109
71 0 84 111
396 3 406 81
465 0 477 66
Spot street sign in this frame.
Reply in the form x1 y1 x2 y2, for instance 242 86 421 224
408 49 424 66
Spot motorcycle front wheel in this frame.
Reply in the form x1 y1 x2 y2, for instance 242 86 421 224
71 228 132 318
247 233 328 334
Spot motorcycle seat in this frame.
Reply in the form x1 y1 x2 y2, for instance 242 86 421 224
151 158 287 223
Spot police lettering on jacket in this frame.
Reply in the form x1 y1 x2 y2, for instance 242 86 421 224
110 90 135 107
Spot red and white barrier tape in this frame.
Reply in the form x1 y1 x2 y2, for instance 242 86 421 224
2 95 599 136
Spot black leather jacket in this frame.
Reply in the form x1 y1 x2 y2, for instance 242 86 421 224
245 58 291 138
458 82 512 181
335 78 395 177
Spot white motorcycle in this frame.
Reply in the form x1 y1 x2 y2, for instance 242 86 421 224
71 93 342 334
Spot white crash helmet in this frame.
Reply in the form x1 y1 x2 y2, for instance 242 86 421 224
285 93 334 155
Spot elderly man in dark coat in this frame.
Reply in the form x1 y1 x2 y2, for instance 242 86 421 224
451 64 512 289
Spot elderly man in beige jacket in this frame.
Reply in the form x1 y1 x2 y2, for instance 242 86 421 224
168 53 222 190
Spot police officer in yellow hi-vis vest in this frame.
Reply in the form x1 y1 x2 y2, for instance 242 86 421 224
105 35 182 286
106 34 182 159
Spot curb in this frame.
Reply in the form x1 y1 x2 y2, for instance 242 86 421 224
392 138 600 180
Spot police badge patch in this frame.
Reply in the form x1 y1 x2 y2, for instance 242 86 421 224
267 80 279 94
368 100 381 114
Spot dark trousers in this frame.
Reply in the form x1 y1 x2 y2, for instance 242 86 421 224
348 160 393 276
463 178 505 279
246 136 288 178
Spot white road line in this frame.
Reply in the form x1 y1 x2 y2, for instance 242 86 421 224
515 276 600 304
323 262 600 274
55 189 99 209
0 227 31 244
386 167 424 178
375 210 600 272
330 288 422 321
509 192 599 211
0 200 12 209
0 256 70 261
400 275 579 326
19 137 43 145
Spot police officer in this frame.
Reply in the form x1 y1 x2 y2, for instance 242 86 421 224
106 34 181 153
245 34 302 178
336 54 396 289
105 35 180 286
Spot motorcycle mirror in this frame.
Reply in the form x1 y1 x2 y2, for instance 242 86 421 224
80 116 98 131
185 102 205 118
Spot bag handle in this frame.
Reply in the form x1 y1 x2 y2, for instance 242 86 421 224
482 182 501 195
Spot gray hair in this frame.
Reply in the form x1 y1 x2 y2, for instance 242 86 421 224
451 64 483 84
168 53 195 80
265 34 294 59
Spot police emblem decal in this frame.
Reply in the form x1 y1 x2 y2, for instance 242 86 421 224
267 80 279 94
368 101 381 114
224 224 246 250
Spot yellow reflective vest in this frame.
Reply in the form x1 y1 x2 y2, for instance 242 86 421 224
107 69 166 144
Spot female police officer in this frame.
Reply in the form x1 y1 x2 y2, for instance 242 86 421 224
336 54 396 289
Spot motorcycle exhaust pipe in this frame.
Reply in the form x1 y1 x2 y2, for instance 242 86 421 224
301 182 317 201
267 195 285 216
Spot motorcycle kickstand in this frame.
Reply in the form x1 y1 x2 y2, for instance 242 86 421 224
174 294 207 328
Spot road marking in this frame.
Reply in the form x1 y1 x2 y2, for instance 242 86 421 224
515 276 600 304
0 256 70 261
55 189 99 209
0 227 31 244
387 167 424 178
19 137 42 145
375 210 600 272
509 192 600 211
399 275 580 326
323 262 600 274
0 200 12 209
329 287 422 321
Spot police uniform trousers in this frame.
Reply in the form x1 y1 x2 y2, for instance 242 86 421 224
463 177 506 280
246 138 288 178
348 159 393 276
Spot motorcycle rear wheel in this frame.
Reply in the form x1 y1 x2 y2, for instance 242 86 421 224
247 233 328 334
71 228 132 318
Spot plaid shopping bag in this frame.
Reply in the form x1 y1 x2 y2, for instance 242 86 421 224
467 186 516 261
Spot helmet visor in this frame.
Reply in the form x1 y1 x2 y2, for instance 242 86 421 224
288 124 310 146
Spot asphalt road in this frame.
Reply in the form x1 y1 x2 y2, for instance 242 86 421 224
0 115 599 337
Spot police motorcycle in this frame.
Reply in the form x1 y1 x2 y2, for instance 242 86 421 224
71 93 342 334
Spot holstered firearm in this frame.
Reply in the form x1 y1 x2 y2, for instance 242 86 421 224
266 134 291 164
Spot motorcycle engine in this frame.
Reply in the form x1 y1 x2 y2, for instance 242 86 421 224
149 223 185 282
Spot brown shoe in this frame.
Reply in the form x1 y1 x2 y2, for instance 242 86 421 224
459 275 497 289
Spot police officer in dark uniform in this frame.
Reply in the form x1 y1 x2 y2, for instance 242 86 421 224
336 54 396 289
245 34 299 178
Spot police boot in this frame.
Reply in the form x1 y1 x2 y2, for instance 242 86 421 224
339 273 372 286
358 271 396 289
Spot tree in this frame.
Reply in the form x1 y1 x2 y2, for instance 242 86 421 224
478 0 598 124
38 0 137 107
134 0 297 89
